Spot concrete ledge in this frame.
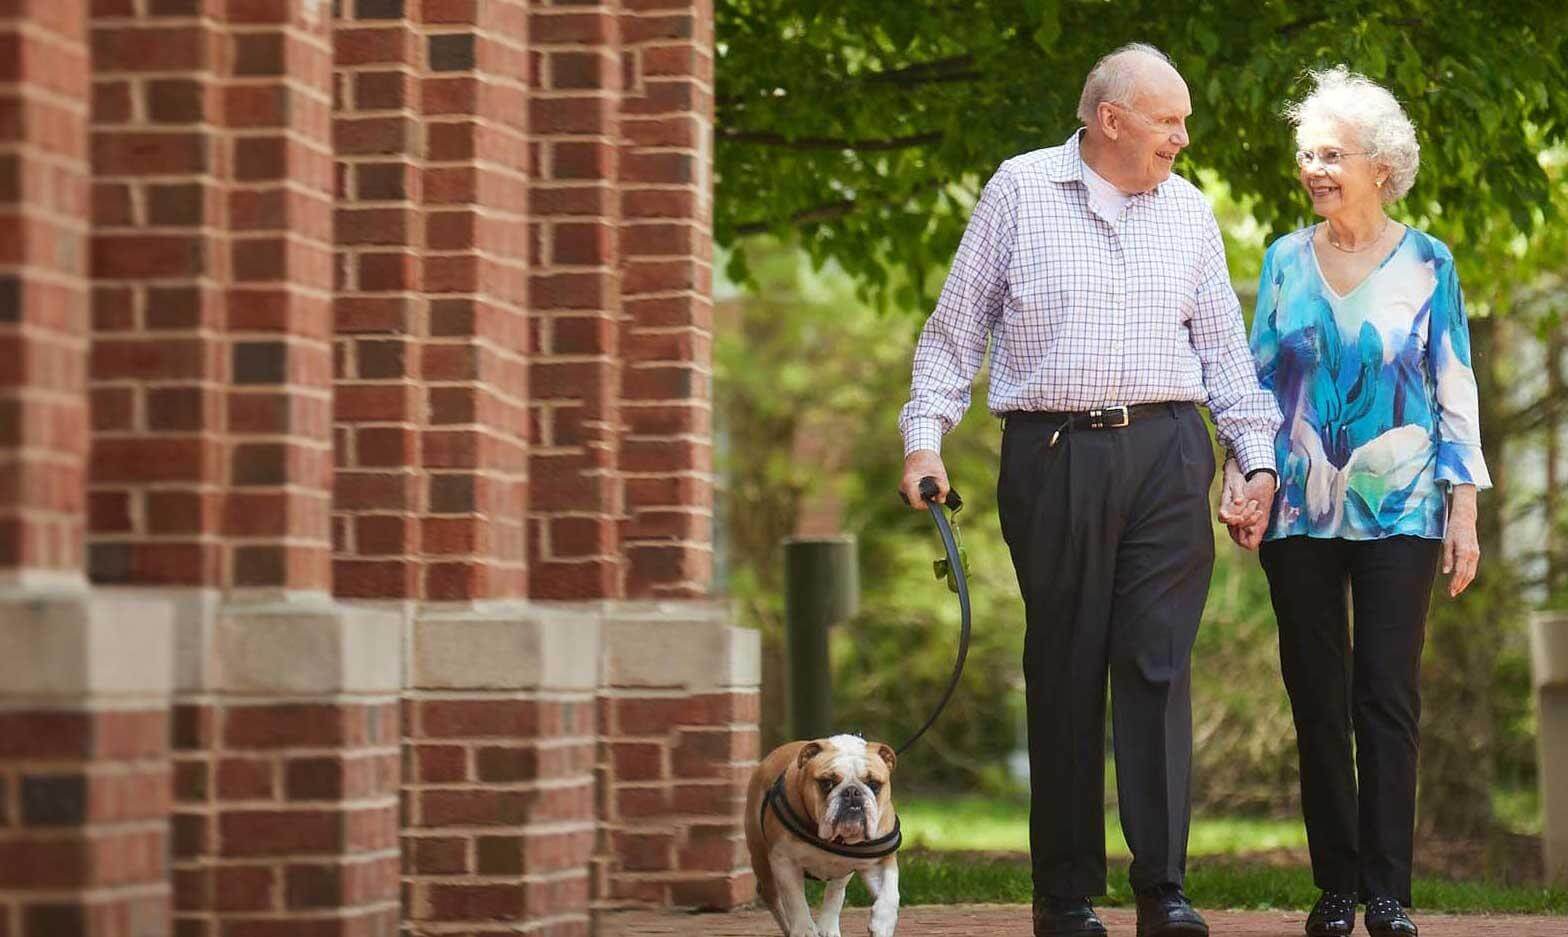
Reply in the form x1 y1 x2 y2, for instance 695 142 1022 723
412 602 599 691
1532 611 1568 886
0 585 174 701
1531 611 1568 689
218 594 402 695
599 600 759 692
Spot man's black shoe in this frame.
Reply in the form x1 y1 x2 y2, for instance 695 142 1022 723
1365 896 1417 936
1135 884 1209 937
1305 890 1357 936
1032 895 1107 936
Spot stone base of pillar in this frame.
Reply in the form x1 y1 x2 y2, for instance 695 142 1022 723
593 600 760 913
151 591 404 937
1532 611 1568 886
404 602 600 937
0 584 175 937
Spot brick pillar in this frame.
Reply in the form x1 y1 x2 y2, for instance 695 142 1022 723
1 4 176 935
596 605 758 910
616 0 715 599
412 0 531 604
331 0 424 601
0 627 175 937
404 607 599 936
526 1 625 601
85 0 405 933
0 0 91 581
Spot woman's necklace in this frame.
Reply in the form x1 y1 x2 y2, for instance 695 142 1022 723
1323 216 1391 254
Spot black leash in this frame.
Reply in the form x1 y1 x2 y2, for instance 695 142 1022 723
759 475 969 862
895 476 971 755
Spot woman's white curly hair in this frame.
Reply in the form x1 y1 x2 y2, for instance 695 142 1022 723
1284 65 1420 202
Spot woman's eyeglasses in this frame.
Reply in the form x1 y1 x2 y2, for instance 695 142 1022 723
1295 148 1372 168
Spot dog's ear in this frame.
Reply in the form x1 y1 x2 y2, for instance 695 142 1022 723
796 741 824 771
873 742 896 774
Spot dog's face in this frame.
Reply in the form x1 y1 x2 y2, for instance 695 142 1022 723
793 734 897 845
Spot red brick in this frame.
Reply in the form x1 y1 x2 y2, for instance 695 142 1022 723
91 26 204 72
91 234 203 278
416 789 533 827
224 704 365 749
218 809 344 857
418 699 536 739
614 831 674 872
426 883 525 921
406 836 468 875
213 864 275 911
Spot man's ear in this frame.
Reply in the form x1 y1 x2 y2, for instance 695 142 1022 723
796 741 824 771
1096 102 1120 140
874 743 897 774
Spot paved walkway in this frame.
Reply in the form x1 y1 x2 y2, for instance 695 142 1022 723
602 904 1568 935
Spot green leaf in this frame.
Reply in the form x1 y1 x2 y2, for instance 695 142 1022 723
1030 0 1060 50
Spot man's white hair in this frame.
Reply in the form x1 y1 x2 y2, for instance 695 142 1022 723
1076 43 1174 126
1284 65 1420 202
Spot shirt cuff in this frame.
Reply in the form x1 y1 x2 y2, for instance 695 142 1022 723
1435 442 1493 491
902 418 944 457
1232 437 1277 478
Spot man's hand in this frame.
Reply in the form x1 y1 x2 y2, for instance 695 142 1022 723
1217 460 1274 550
1443 485 1480 597
900 449 949 510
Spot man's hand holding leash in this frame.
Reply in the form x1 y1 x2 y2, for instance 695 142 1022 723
900 450 949 510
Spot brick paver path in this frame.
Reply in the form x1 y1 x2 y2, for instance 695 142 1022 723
602 904 1568 936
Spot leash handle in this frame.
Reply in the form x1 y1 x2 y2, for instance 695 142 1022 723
896 477 972 756
917 476 963 512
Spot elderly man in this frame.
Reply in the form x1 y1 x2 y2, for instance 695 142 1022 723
897 44 1282 937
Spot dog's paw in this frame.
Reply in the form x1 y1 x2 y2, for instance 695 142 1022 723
787 928 819 937
816 926 841 937
867 908 897 937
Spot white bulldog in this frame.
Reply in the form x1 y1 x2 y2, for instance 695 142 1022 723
744 734 900 937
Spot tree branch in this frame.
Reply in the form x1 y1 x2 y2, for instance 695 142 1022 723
1279 15 1330 38
717 129 944 151
716 54 980 107
731 177 954 237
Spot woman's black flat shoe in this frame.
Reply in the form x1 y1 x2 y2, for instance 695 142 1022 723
1305 890 1357 936
1364 896 1418 936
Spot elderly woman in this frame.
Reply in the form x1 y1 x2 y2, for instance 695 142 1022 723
1219 67 1490 937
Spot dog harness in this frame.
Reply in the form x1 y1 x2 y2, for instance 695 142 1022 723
761 772 902 862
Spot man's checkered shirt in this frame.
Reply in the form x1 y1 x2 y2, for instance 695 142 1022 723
899 131 1282 475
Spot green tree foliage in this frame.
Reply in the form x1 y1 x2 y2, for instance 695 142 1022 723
716 0 1568 305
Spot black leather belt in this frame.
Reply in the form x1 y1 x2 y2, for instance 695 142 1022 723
1004 401 1189 446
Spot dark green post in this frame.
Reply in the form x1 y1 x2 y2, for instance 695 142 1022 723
783 536 859 741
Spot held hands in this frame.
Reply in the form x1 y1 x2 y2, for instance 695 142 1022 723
1443 485 1480 597
1217 458 1275 551
900 449 949 510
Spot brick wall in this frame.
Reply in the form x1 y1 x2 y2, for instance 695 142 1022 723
331 0 424 601
0 707 172 937
595 607 759 912
402 667 598 935
0 0 92 578
617 0 716 600
526 0 626 602
3 0 757 934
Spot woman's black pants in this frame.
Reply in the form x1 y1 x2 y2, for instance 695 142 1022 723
1259 534 1443 906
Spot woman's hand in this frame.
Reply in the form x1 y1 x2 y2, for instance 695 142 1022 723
1217 457 1266 550
1444 485 1480 597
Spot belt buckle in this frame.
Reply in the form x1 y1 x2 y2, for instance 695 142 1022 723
1089 406 1130 429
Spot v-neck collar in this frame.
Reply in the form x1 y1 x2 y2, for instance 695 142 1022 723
1309 223 1411 302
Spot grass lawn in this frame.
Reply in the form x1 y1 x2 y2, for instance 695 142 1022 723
813 794 1568 915
812 851 1568 915
898 794 1308 856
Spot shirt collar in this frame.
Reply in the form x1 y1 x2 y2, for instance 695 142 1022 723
1048 127 1166 199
